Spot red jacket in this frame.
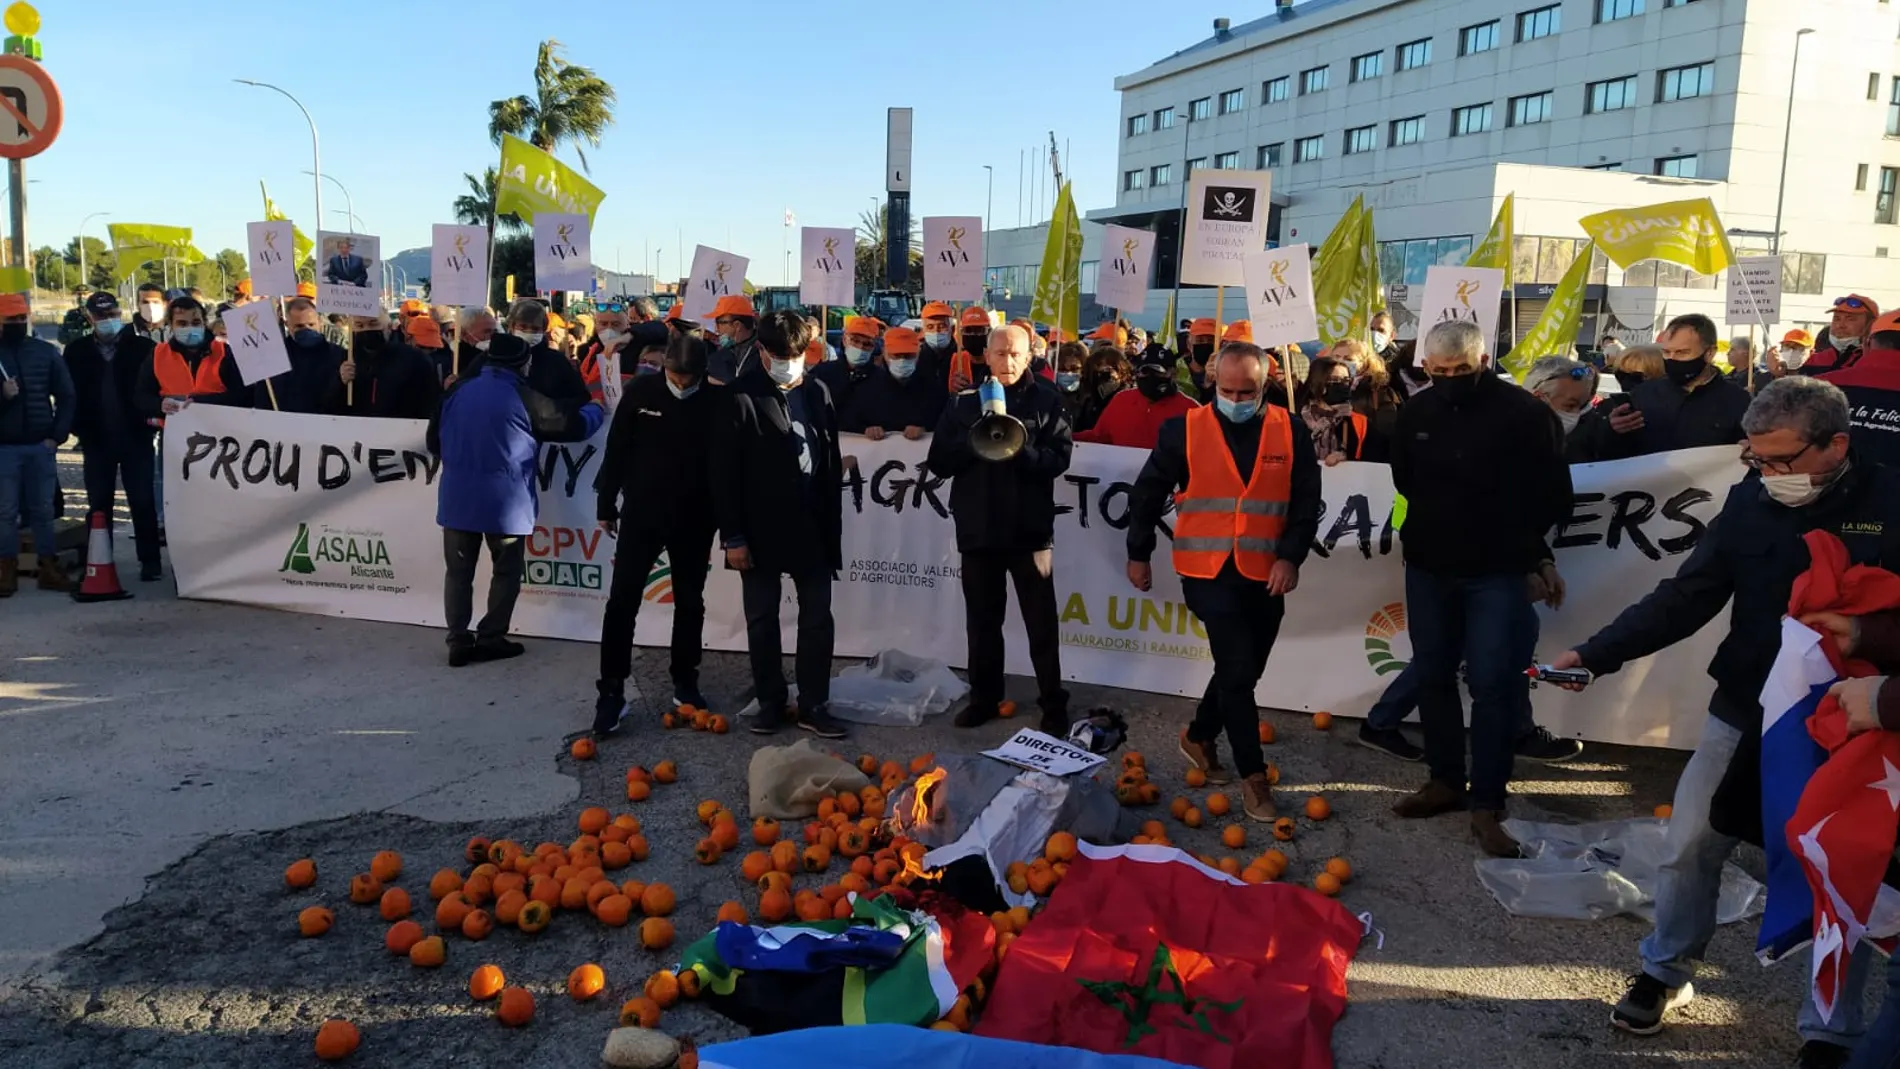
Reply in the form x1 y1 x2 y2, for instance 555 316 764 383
1074 389 1198 449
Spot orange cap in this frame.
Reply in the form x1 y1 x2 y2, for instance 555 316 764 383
1189 318 1217 336
0 292 27 317
400 298 426 316
843 316 882 337
883 327 921 355
1781 329 1814 347
236 279 253 297
959 306 991 328
666 302 685 322
1046 327 1067 344
920 301 954 320
1221 320 1254 343
804 336 828 368
404 315 443 349
1871 310 1900 336
709 295 757 320
547 312 566 331
1834 294 1880 316
296 282 318 298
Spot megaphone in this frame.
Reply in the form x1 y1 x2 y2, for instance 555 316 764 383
970 378 1026 462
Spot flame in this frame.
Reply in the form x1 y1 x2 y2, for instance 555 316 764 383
909 767 947 828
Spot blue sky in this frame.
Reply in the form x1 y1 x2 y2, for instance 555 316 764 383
29 1 1221 283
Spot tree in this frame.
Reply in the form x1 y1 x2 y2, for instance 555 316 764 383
856 206 923 294
490 233 535 310
31 245 64 291
452 168 526 238
59 236 112 290
487 40 616 172
185 249 250 300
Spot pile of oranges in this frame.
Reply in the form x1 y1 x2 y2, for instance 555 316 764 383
659 703 729 734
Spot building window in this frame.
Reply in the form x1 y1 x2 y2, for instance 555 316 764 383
1452 103 1494 136
1888 78 1900 136
1509 91 1554 126
1258 142 1283 167
1517 5 1560 42
1655 154 1699 178
1872 73 1884 101
1126 114 1148 137
1123 169 1145 191
1263 76 1289 103
1214 151 1239 169
1658 62 1715 102
1300 66 1330 95
1350 52 1384 82
1186 157 1207 173
1219 89 1246 115
1151 163 1173 186
1859 163 1871 191
1397 38 1432 70
1390 116 1426 146
1154 106 1175 130
1880 167 1899 224
1460 20 1500 55
1378 235 1478 286
1294 135 1325 163
1344 125 1378 155
1079 261 1099 294
1597 0 1645 22
1189 97 1212 121
1662 0 1700 6
1586 75 1638 113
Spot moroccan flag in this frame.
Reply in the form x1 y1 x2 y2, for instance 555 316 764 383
1504 241 1593 378
1466 194 1514 284
1030 182 1084 341
1578 197 1733 275
977 844 1365 1069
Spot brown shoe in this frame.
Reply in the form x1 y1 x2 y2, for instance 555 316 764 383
1471 809 1521 858
0 556 15 597
1179 730 1232 785
1241 773 1276 822
1392 778 1466 819
36 555 70 592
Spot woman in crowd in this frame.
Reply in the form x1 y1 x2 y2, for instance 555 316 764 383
1295 355 1387 464
1523 356 1600 460
1074 347 1131 434
1609 344 1667 393
1053 341 1088 427
1323 337 1403 454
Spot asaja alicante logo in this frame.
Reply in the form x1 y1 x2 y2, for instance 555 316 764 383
1364 602 1410 675
280 522 395 579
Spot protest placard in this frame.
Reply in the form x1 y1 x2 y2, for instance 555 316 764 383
316 231 381 318
1726 256 1782 323
1181 169 1273 288
533 212 592 293
799 227 854 307
1096 224 1156 313
982 729 1107 777
683 246 749 323
922 216 983 302
1242 245 1317 345
1420 266 1505 347
224 301 291 386
430 224 489 308
245 221 297 298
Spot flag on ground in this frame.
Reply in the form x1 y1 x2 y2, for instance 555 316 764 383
698 1023 1187 1069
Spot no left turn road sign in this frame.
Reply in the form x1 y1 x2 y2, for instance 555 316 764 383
0 55 61 160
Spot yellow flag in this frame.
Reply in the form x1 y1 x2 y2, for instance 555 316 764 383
0 266 31 293
495 135 606 225
1029 182 1083 339
1314 197 1379 344
1467 194 1515 284
261 182 315 264
1506 241 1594 378
1578 197 1732 275
106 223 198 282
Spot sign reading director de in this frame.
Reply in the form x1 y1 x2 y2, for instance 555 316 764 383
0 54 62 159
982 728 1105 777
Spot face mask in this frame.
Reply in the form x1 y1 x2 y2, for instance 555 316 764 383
596 328 623 346
1215 395 1260 423
1057 371 1081 392
1781 347 1810 370
1371 331 1391 351
1428 371 1480 401
766 356 804 386
513 330 545 347
1190 343 1214 362
845 346 872 366
94 318 124 338
1555 409 1582 433
1832 332 1857 352
291 328 324 348
667 379 699 400
1762 472 1823 507
141 302 165 324
1136 373 1175 401
923 331 950 350
170 325 207 347
1323 382 1352 406
1097 378 1122 398
1663 356 1707 387
1612 371 1645 392
474 338 490 352
635 363 661 375
886 357 916 380
354 330 385 353
961 332 988 355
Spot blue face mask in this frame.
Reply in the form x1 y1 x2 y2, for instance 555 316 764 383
291 328 324 348
94 318 124 338
635 363 661 375
667 379 699 400
172 326 207 347
1216 395 1260 423
886 357 916 380
718 334 735 349
1056 371 1081 392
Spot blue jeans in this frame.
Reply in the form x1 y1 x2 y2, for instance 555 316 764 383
0 441 56 558
1643 715 1872 1045
1847 953 1899 1068
1369 596 1540 737
1404 566 1533 810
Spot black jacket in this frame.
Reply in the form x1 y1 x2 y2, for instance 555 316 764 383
1816 348 1900 470
455 342 592 407
707 337 762 385
1800 329 1864 376
1578 371 1750 461
263 338 347 415
1126 406 1322 569
925 377 1073 554
1391 371 1573 577
711 368 844 576
1576 459 1900 731
342 336 441 420
134 341 248 417
841 363 947 434
810 358 876 421
596 372 718 535
0 335 74 445
62 331 156 448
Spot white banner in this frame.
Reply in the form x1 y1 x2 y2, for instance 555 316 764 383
1242 245 1317 348
1181 168 1273 288
799 227 855 307
1421 266 1504 346
684 246 748 324
430 224 490 308
922 216 984 302
1097 224 1156 314
164 408 1744 750
245 221 298 298
317 232 381 318
1727 255 1782 324
223 302 291 385
533 212 592 294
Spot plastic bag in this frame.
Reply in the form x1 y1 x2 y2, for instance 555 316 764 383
1474 817 1765 923
827 650 970 727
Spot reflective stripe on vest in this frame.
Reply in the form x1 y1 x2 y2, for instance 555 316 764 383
1172 404 1294 582
152 340 231 399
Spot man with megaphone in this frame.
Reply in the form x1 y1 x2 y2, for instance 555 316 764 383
926 323 1074 736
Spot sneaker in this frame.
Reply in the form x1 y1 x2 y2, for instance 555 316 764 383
1241 773 1276 822
1470 809 1521 858
1038 708 1069 737
447 636 475 668
673 684 710 712
1357 723 1424 762
1794 1041 1852 1069
1517 725 1585 764
1392 779 1467 819
750 702 786 735
955 702 997 729
139 562 163 582
1610 973 1693 1036
1178 731 1233 785
467 638 526 663
594 681 629 738
796 704 849 739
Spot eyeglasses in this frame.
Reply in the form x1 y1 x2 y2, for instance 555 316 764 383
594 301 625 313
1740 441 1813 475
1834 297 1872 311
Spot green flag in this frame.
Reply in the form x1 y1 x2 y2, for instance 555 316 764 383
261 182 315 264
1029 182 1083 340
1467 194 1515 284
495 134 606 225
107 223 199 283
1313 198 1379 345
1506 240 1594 378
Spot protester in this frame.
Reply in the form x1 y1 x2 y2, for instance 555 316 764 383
59 289 93 347
401 308 446 360
577 301 660 405
593 331 717 736
1295 355 1383 463
1051 341 1090 428
449 306 498 381
1576 314 1749 462
339 316 441 420
1547 377 1891 1059
947 307 992 390
1386 340 1431 399
918 301 956 360
1181 317 1217 396
1369 311 1399 366
1126 327 1149 359
1087 322 1128 351
131 283 167 340
1389 320 1572 858
1126 341 1320 820
1815 309 1900 468
428 334 603 666
711 311 847 739
1726 336 1755 382
1804 295 1877 375
840 327 941 439
492 300 590 405
0 294 74 595
706 295 762 384
925 324 1073 734
1609 344 1667 394
1522 356 1599 458
61 292 162 581
1075 347 1196 449
1771 329 1815 379
811 315 881 415
269 298 347 414
1075 347 1132 434
630 297 661 324
136 296 246 417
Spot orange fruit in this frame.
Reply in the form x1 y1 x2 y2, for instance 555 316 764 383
385 919 425 955
1325 857 1354 883
408 935 446 968
568 962 607 1001
1221 825 1246 849
298 906 334 937
1266 763 1281 786
1205 793 1231 817
770 840 800 874
1139 819 1167 839
710 819 742 852
497 986 535 1027
1258 848 1289 876
741 851 773 883
600 841 633 870
710 715 730 733
757 870 792 895
596 894 634 927
1654 804 1673 819
693 839 723 865
1044 831 1078 862
461 909 494 941
379 887 412 921
571 737 597 761
578 806 611 835
1240 865 1268 884
1185 768 1207 788
348 873 383 904
625 834 650 862
428 868 463 900
626 780 652 802
1314 872 1342 896
910 753 936 775
1257 721 1275 744
284 858 318 890
560 877 592 911
1169 797 1191 820
752 818 781 846
640 916 676 949
696 800 724 825
803 844 832 873
517 900 552 933
1312 711 1333 731
716 900 749 925
1217 857 1242 876
640 882 676 916
644 969 681 1008
618 996 662 1029
369 850 402 883
1182 807 1203 828
494 890 528 926
314 1019 360 1062
654 760 678 783
469 964 506 1001
1304 796 1331 821
1273 817 1297 841
759 887 793 922
465 837 492 864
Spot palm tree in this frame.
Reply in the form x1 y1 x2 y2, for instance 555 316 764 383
451 168 527 236
855 206 923 293
487 39 617 172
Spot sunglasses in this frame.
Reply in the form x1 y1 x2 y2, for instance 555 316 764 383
1559 366 1594 381
594 301 626 313
1834 297 1872 311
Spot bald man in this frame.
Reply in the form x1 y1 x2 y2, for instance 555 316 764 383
926 325 1075 734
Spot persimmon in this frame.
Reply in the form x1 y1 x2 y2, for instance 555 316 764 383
794 891 829 922
619 877 647 903
850 855 875 879
348 873 383 904
803 844 832 873
488 840 524 867
660 711 679 729
710 715 730 734
1026 860 1057 896
653 759 678 783
910 753 936 775
710 820 741 852
873 857 901 885
497 987 535 1027
624 834 650 862
1654 804 1673 819
717 900 749 925
1182 807 1204 828
1185 768 1207 788
1258 721 1276 744
1169 797 1191 820
560 877 592 911
1218 857 1243 876
469 964 506 1001
527 875 560 908
568 963 607 1001
1221 825 1247 849
465 837 492 864
692 709 711 731
1314 872 1342 896
738 851 770 883
837 828 869 858
1205 793 1231 817
625 765 652 785
693 838 722 865
379 887 412 921
493 890 528 926
578 806 611 835
1266 763 1282 786
618 996 662 1028
1258 848 1289 877
613 813 641 833
594 893 632 927
461 873 492 907
298 906 334 937
836 791 862 818
639 916 676 949
1004 861 1029 895
284 859 317 890
436 892 472 931
1325 857 1354 883
408 935 446 968
679 970 702 999
369 851 402 882
385 919 425 955
832 896 856 919
314 1019 360 1062
1273 817 1297 841
857 753 880 775
626 780 652 802
757 870 792 895
818 883 848 906
1240 865 1269 884
1312 711 1333 731
751 818 781 846
1304 796 1331 821
517 900 552 933
640 882 676 916
770 840 800 874
1044 831 1078 862
598 841 631 870
428 869 463 900
760 887 794 924
461 909 494 941
644 969 681 1008
571 737 597 761
696 800 724 824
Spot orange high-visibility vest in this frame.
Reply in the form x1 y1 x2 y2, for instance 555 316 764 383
153 340 231 398
1348 412 1367 460
1172 404 1294 581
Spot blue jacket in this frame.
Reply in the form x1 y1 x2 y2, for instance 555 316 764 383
427 364 603 535
0 334 75 445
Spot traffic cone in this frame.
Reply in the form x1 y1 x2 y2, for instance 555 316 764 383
72 510 133 603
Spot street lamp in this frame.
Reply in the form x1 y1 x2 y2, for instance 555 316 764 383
983 164 993 237
328 208 366 233
235 80 323 239
1168 104 1196 327
304 170 355 234
1771 28 1816 256
77 210 109 291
